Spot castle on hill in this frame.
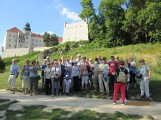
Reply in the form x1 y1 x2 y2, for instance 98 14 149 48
3 23 44 49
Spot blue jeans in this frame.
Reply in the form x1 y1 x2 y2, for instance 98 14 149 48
51 77 60 95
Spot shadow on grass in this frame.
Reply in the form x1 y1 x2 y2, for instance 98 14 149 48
76 80 161 102
0 100 18 111
5 105 151 120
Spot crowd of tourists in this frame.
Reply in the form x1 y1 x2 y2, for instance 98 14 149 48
8 54 151 105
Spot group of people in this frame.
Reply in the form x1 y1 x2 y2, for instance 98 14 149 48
8 54 151 105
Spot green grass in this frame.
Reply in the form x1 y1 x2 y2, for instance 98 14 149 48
0 43 161 101
5 105 153 120
0 100 17 111
0 98 10 103
0 98 154 120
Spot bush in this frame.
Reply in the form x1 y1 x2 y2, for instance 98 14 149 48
0 57 6 73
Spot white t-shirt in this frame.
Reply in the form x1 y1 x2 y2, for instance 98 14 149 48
51 67 61 77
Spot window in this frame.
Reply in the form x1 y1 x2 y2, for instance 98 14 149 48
36 40 38 42
20 44 22 47
26 37 28 39
9 44 11 47
9 34 11 37
32 43 34 46
14 45 16 48
13 35 15 38
32 39 34 41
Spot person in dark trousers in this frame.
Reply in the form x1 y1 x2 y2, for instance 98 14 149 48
44 62 52 95
71 61 80 93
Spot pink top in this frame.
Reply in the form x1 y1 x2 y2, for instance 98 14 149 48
108 60 118 74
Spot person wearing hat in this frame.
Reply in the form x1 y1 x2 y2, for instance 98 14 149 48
63 75 71 96
76 54 82 66
139 58 151 99
8 59 19 94
21 60 31 95
46 56 50 63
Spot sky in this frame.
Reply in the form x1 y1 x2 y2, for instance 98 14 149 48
0 0 100 51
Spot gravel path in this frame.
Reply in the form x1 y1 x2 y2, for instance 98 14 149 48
0 89 161 120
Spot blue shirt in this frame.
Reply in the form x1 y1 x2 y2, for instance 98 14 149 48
29 66 39 77
41 64 47 76
10 64 19 75
22 65 31 76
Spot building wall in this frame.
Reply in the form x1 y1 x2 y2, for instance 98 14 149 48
1 48 31 58
63 21 89 43
4 31 18 49
4 30 44 49
1 47 51 58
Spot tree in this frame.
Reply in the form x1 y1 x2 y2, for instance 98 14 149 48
43 32 59 46
79 0 99 40
99 0 126 46
23 22 31 31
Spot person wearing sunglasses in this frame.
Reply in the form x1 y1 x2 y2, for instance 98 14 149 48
139 59 151 99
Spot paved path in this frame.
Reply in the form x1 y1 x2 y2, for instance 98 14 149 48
0 89 161 120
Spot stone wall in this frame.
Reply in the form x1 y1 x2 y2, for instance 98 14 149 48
63 21 89 43
1 48 31 58
1 47 52 58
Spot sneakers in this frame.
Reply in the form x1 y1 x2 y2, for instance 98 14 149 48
113 102 126 105
122 102 126 106
140 95 144 98
113 102 117 105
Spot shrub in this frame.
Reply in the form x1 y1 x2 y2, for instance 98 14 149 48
0 57 6 73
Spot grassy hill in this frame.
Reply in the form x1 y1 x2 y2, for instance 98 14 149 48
0 43 161 101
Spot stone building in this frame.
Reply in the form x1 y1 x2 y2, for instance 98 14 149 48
3 23 44 49
62 20 89 43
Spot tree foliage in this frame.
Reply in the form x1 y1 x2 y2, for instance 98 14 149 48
43 32 59 47
79 0 161 47
0 57 6 73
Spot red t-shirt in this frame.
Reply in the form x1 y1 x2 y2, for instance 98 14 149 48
108 60 118 74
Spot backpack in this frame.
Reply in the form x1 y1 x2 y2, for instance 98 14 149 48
117 68 126 83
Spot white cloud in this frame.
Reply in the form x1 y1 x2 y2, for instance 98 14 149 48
42 31 55 35
47 31 54 35
61 8 81 21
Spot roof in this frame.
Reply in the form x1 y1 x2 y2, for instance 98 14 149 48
7 27 21 33
31 33 43 38
58 37 62 42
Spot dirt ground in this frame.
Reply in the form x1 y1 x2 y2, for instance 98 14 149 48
0 89 161 120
